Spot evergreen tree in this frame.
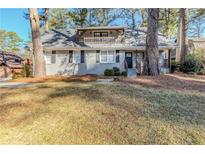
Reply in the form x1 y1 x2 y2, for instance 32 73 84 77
68 8 88 28
28 8 46 77
0 29 23 53
158 8 179 37
176 8 189 63
90 8 122 26
49 8 68 29
143 8 160 76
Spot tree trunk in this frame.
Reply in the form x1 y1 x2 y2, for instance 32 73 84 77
28 8 46 77
131 11 136 30
143 8 160 76
44 8 49 33
176 8 189 63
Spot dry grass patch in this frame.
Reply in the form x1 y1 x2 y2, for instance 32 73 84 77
0 79 205 144
9 74 97 83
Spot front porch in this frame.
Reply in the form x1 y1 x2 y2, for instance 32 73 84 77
124 49 171 77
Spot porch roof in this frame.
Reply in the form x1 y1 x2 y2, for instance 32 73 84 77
77 26 125 31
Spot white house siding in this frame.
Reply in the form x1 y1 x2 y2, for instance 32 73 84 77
85 50 125 75
45 50 126 75
159 49 170 73
44 49 170 76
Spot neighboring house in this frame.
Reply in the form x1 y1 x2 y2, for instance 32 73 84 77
188 38 205 51
0 51 23 78
41 26 176 76
172 38 205 60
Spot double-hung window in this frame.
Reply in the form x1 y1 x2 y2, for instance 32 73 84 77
68 50 73 63
100 51 107 63
94 32 108 37
45 51 56 64
100 50 115 63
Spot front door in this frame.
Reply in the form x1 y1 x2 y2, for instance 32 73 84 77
125 52 133 68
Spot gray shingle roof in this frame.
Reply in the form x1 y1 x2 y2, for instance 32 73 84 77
0 51 23 68
41 27 175 49
41 29 80 48
124 28 174 47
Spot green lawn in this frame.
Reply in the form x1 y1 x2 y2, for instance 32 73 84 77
0 78 205 144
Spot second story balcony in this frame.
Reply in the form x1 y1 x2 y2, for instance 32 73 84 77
80 37 124 44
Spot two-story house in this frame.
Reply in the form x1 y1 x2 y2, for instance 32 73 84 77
41 26 176 76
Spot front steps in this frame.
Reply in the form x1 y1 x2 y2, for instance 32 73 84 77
127 69 137 78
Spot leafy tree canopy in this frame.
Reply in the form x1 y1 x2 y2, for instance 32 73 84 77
49 8 68 29
0 29 23 53
158 9 179 37
68 8 88 28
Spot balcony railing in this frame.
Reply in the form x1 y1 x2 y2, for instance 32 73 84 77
83 37 118 44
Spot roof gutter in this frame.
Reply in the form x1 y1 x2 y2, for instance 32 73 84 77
43 45 176 51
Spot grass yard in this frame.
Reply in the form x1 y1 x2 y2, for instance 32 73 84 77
0 74 205 144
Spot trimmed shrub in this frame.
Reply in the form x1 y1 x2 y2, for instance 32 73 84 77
104 69 114 76
113 67 121 76
21 64 32 77
104 67 128 76
198 69 205 75
121 71 127 77
180 53 203 73
171 60 180 73
12 72 22 79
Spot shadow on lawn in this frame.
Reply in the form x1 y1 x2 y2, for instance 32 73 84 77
123 75 205 93
47 83 205 126
1 81 205 128
0 102 29 114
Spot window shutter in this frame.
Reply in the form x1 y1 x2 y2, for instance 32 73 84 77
51 51 56 64
81 50 85 63
96 50 100 63
69 50 73 63
116 50 120 63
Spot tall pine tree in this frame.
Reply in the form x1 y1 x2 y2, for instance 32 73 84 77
143 8 160 76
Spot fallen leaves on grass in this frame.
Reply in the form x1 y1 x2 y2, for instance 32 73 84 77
123 73 205 93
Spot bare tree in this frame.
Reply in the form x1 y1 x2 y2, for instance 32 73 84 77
122 9 139 29
143 8 160 76
140 9 148 27
28 8 46 77
189 8 205 38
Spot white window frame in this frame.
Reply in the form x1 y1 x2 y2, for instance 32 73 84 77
100 50 115 63
44 51 52 64
73 51 81 64
93 31 109 37
44 51 57 64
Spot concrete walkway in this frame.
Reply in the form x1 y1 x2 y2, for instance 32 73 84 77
0 82 32 88
0 77 12 82
96 78 113 84
128 69 137 78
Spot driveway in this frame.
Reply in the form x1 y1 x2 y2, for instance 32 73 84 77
0 78 32 88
